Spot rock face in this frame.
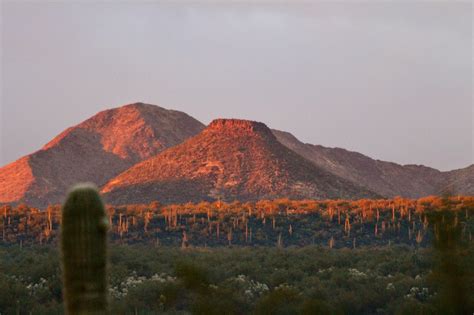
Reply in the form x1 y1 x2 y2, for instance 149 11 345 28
0 103 204 208
272 130 472 198
102 119 378 205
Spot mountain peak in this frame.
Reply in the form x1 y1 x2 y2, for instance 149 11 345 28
123 101 153 108
0 102 205 208
206 119 274 138
208 118 267 130
121 102 168 112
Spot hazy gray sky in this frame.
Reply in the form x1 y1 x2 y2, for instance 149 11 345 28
1 1 472 171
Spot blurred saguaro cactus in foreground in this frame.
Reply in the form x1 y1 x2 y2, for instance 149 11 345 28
428 196 473 315
61 183 109 314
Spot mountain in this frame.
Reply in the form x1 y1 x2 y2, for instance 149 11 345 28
102 119 378 205
0 103 205 208
272 130 472 198
2 103 470 208
439 165 474 196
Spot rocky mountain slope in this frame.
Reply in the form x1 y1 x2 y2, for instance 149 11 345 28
440 165 474 196
102 119 378 205
272 130 471 198
0 103 204 207
1 102 470 208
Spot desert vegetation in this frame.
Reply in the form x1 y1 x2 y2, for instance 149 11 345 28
1 196 473 248
1 195 473 314
1 243 473 314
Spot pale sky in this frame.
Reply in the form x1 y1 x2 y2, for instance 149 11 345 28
1 1 472 171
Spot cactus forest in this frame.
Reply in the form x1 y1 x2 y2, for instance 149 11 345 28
1 196 473 248
0 195 473 314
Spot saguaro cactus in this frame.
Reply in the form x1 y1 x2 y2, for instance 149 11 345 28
61 183 108 314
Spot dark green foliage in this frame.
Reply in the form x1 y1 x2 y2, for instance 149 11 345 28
61 184 108 314
255 287 302 315
1 244 473 314
175 262 210 293
428 202 473 314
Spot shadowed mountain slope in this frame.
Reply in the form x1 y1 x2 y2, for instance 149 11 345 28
272 129 472 198
439 165 474 196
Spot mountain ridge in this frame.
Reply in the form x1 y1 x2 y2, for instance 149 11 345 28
1 102 471 208
102 118 379 205
272 129 472 197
